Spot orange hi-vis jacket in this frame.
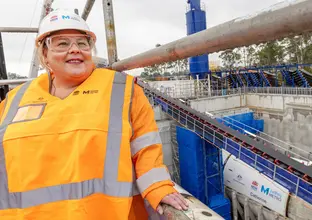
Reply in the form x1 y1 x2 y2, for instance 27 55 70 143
0 68 176 220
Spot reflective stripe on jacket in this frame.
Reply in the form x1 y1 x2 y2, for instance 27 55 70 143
0 68 176 220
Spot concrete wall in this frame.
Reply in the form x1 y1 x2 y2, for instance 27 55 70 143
246 94 312 111
259 104 312 159
189 94 246 113
188 93 312 158
154 106 175 174
189 93 312 113
248 95 312 157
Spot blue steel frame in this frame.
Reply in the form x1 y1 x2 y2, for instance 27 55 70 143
214 64 312 88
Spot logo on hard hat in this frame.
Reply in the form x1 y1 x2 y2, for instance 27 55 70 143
62 15 80 22
50 15 58 22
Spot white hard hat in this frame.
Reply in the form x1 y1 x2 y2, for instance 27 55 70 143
35 9 96 47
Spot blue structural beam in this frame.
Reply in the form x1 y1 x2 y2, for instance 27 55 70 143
242 73 252 86
211 63 312 74
248 72 259 87
236 74 244 87
229 74 236 88
186 0 209 79
259 70 271 87
281 70 294 87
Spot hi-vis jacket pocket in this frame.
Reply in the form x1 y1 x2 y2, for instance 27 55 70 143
12 104 46 123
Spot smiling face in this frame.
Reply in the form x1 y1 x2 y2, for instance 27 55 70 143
43 29 94 83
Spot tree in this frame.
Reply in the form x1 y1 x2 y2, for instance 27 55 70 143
219 49 241 69
140 43 189 78
256 41 284 66
243 45 257 67
8 72 27 79
283 33 312 64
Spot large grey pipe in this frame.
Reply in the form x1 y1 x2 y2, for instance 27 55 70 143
112 0 312 71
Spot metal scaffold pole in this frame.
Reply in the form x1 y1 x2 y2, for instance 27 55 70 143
0 27 38 33
103 0 118 66
81 0 96 20
112 0 312 72
0 33 9 100
28 0 54 78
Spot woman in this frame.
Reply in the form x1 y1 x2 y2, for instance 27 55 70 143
0 9 188 220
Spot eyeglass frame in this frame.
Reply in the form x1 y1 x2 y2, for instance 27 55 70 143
44 34 95 52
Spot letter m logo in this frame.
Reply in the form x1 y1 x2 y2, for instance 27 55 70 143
261 185 270 195
62 15 70 20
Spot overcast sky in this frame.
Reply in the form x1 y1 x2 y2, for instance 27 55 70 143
0 0 284 77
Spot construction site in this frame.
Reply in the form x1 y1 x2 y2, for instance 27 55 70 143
1 0 312 219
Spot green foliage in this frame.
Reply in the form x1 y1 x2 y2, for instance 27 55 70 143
256 41 284 66
219 49 241 69
219 33 312 68
140 59 188 79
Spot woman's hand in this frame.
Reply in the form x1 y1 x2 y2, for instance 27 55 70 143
156 192 189 215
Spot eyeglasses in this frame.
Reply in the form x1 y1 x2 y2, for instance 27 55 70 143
45 34 94 52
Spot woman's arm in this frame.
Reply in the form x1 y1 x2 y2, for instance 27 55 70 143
130 83 188 212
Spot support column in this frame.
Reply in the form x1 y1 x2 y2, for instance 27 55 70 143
103 0 118 67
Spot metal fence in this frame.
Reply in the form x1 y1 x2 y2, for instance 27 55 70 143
156 78 312 99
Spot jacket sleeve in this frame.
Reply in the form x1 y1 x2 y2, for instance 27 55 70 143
130 83 177 210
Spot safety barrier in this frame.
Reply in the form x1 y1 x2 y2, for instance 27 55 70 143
154 77 312 98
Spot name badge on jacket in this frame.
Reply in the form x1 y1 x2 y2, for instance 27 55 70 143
12 104 46 123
